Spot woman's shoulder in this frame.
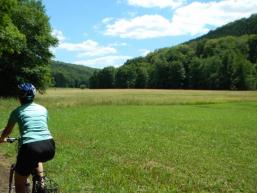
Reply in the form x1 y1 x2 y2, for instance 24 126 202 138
32 103 47 110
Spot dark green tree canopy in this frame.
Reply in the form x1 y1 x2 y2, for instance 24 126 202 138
52 61 96 88
0 0 57 97
89 14 257 90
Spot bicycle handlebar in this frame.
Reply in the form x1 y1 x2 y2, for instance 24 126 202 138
5 137 18 143
1 129 19 143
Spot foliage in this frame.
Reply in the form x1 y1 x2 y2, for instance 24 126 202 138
89 14 257 90
51 61 96 88
0 0 57 96
196 14 257 40
0 0 25 56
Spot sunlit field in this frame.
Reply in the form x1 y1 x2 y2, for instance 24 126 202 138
38 88 257 106
1 89 257 193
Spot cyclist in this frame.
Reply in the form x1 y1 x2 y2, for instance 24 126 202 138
0 83 55 193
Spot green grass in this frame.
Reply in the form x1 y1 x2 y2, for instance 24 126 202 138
1 89 257 192
37 89 257 106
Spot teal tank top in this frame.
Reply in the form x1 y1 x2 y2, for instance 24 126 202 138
8 102 52 145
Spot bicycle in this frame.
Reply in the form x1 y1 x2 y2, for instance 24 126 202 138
5 137 58 193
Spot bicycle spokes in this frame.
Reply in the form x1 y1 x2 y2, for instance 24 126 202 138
33 175 58 193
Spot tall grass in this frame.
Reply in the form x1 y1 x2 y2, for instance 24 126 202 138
1 89 257 192
36 89 257 107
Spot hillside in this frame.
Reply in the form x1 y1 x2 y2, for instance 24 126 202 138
90 14 257 90
197 14 257 40
51 61 97 88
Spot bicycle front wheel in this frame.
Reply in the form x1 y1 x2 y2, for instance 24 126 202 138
8 164 15 193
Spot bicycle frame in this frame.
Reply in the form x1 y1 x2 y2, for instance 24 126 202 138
8 164 42 193
6 138 40 193
4 136 58 193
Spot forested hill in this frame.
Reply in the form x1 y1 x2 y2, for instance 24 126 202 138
51 61 97 88
90 14 257 90
195 14 257 40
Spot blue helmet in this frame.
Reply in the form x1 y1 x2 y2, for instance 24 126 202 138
18 83 36 100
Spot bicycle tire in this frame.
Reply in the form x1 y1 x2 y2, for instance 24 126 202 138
32 174 58 193
32 175 44 193
8 164 15 193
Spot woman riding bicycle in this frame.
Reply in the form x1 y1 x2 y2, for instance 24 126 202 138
0 83 55 193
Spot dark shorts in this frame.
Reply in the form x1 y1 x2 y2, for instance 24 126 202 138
15 139 55 176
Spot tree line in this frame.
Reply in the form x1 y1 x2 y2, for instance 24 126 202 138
51 61 96 88
1 0 257 94
196 14 257 41
89 35 257 90
0 0 57 96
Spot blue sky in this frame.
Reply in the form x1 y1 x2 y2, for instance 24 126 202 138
42 0 257 68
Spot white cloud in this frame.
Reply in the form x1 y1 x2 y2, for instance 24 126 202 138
50 47 56 56
128 0 185 9
104 15 173 39
52 29 66 42
102 17 115 24
104 0 257 39
51 30 131 68
109 42 128 47
127 12 138 17
171 0 257 35
58 40 117 57
74 55 132 68
139 49 151 56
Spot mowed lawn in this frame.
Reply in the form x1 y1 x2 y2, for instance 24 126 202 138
1 89 257 193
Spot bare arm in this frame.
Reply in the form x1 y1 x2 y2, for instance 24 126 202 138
0 121 15 143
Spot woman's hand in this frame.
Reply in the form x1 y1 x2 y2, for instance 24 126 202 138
0 124 14 143
0 128 9 143
0 136 5 143
0 129 4 143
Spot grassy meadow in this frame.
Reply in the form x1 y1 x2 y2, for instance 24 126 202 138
1 89 257 193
